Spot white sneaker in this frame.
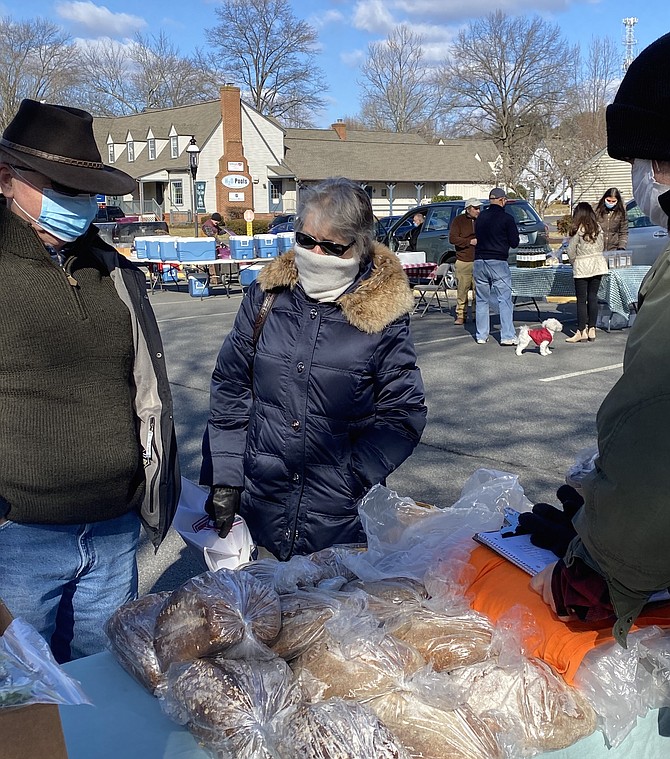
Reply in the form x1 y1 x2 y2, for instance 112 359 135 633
500 339 518 346
476 338 489 344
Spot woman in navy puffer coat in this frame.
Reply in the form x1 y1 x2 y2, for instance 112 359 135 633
201 178 427 560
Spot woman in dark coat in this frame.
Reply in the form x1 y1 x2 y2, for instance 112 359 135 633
594 187 628 251
201 177 427 560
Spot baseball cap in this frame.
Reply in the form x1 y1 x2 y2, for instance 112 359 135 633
464 198 481 208
489 188 506 199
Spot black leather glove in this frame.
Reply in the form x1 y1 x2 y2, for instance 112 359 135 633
204 486 241 538
514 485 584 558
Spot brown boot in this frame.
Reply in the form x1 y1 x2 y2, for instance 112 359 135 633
566 329 587 343
454 316 465 325
587 327 596 341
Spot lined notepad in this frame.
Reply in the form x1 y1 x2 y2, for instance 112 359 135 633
473 508 555 576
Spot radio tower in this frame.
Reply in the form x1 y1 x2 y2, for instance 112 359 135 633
622 17 638 72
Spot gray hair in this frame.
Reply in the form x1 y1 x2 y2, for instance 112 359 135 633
295 177 375 262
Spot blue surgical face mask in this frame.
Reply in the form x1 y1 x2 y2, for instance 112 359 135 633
11 168 99 242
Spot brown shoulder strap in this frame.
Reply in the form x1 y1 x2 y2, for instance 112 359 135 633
252 292 278 350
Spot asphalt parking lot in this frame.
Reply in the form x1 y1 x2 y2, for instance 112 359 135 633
138 283 630 594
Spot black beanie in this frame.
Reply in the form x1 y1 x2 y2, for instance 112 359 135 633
211 212 222 222
607 32 670 161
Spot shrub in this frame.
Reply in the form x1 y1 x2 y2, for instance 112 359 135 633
225 219 270 235
556 214 573 236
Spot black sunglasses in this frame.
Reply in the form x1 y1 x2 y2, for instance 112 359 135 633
295 231 356 257
9 165 95 197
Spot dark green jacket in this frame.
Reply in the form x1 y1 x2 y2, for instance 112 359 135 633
572 240 670 645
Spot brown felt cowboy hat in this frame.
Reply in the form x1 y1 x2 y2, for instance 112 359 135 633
0 99 136 195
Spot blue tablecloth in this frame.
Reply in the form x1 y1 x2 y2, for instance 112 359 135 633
59 652 669 759
510 265 650 318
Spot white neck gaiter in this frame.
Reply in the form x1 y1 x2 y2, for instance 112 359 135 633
293 244 360 302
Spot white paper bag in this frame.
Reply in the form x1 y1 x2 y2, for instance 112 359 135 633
172 477 255 571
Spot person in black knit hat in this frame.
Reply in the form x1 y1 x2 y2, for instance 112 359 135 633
527 33 670 647
0 100 180 662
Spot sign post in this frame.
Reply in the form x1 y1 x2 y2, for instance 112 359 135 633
244 209 255 237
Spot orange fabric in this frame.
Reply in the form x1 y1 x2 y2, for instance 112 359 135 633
464 546 670 684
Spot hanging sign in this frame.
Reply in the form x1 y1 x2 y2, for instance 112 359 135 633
227 161 244 171
194 181 206 213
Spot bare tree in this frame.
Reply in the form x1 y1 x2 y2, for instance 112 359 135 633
206 0 327 126
358 25 444 133
75 32 219 116
440 12 571 188
0 16 81 129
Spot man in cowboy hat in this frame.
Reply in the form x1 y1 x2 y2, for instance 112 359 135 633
0 99 180 662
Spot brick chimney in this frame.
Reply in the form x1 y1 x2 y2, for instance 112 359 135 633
217 85 253 217
332 119 347 140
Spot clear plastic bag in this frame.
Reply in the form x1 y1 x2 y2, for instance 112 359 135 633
573 626 670 748
274 697 411 759
239 556 324 594
565 445 599 490
105 591 170 693
0 617 90 708
153 568 281 669
343 472 527 584
158 656 302 759
364 667 503 759
271 589 342 662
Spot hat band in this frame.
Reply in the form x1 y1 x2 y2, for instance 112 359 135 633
0 138 104 169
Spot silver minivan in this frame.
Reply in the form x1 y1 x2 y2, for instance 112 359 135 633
626 200 669 265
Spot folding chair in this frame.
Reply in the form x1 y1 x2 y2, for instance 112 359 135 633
412 263 452 317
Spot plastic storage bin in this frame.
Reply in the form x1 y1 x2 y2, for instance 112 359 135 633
276 231 295 253
229 235 256 260
177 237 216 262
188 275 210 298
133 237 148 259
141 236 166 260
254 234 279 258
239 264 264 287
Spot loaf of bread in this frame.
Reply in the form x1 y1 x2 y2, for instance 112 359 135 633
291 631 424 701
153 569 281 669
306 547 358 583
105 591 170 692
341 578 428 605
447 657 597 752
367 691 503 759
393 609 493 672
239 556 323 594
161 656 301 758
278 698 410 759
271 591 339 661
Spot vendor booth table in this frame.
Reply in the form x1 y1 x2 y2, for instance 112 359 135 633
58 650 669 759
143 258 268 298
510 265 650 322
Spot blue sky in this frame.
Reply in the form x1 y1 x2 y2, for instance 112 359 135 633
5 0 670 127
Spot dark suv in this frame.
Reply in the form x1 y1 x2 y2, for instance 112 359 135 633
382 199 551 270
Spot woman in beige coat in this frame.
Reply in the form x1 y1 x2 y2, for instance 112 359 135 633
566 203 608 342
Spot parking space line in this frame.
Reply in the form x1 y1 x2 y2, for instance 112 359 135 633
415 334 472 346
156 313 237 323
539 363 623 382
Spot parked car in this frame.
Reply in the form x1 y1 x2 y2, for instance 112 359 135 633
270 220 294 234
268 213 295 231
94 205 125 222
375 215 413 242
381 199 551 287
93 220 170 247
626 200 669 265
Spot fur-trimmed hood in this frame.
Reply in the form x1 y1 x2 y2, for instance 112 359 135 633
257 243 414 334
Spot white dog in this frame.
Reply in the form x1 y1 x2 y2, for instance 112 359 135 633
515 318 563 356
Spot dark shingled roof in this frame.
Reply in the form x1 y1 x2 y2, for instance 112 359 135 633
283 134 499 182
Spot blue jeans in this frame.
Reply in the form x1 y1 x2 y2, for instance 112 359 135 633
0 510 140 663
473 259 516 342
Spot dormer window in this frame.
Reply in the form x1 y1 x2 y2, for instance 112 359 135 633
170 136 178 158
127 141 135 162
108 144 115 164
148 138 156 160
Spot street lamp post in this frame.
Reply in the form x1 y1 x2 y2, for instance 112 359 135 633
186 136 200 237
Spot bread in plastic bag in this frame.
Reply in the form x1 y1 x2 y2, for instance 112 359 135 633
158 656 301 759
271 590 341 662
275 697 411 759
340 578 428 606
365 681 503 759
153 568 281 668
393 608 493 672
105 590 170 692
306 547 359 584
291 610 424 702
239 556 324 594
447 656 597 753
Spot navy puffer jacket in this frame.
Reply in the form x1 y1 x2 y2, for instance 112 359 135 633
201 244 427 560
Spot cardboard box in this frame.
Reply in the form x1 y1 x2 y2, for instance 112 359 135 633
0 601 69 759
